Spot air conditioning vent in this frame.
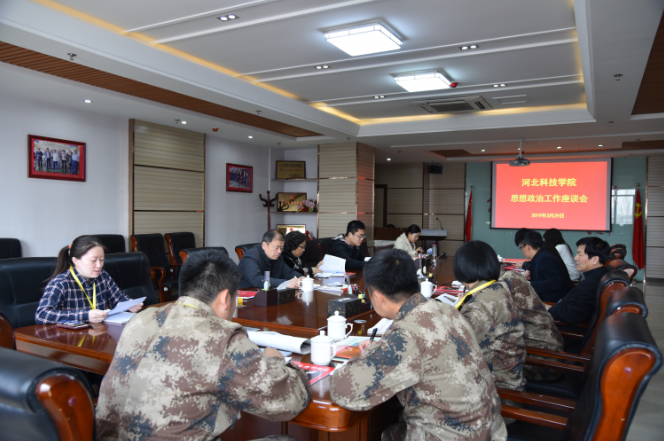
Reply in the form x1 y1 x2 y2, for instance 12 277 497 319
412 96 492 114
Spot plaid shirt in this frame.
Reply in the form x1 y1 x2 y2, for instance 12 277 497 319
35 268 129 324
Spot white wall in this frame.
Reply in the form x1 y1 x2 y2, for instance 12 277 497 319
0 92 129 257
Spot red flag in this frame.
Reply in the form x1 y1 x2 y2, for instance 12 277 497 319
465 189 473 242
633 189 645 269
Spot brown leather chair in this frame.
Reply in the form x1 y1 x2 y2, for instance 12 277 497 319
606 259 638 282
180 247 228 263
235 243 259 261
130 234 178 303
164 232 196 267
500 312 661 441
0 312 14 350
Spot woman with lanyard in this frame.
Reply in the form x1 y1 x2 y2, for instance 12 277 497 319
452 240 527 417
36 235 143 324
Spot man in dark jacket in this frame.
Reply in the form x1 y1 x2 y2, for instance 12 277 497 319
238 230 302 289
520 231 571 302
548 237 610 326
329 220 367 270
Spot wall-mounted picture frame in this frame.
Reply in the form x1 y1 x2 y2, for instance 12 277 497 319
277 224 306 235
28 135 86 182
277 192 307 211
226 163 253 193
276 160 306 179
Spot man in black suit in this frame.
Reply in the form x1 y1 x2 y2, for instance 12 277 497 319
329 220 367 270
519 231 572 302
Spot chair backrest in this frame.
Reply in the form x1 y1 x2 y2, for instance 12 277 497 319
180 247 229 263
317 238 335 259
164 232 196 264
92 234 126 254
360 240 370 257
130 234 171 270
103 253 159 306
606 259 638 282
0 347 95 441
579 270 631 356
609 247 627 261
235 243 259 261
0 311 15 350
605 286 647 318
302 240 322 267
0 257 57 328
564 313 661 441
0 238 22 260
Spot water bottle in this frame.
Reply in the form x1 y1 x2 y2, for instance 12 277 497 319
263 271 270 291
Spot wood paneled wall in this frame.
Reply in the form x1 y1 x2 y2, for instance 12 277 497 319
318 143 375 250
130 120 205 246
375 162 466 255
647 157 664 278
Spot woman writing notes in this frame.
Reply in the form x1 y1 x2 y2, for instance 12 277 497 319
393 224 423 257
35 235 143 324
282 231 323 276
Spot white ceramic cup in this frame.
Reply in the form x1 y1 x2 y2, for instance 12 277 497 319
299 277 315 291
310 331 337 365
327 311 353 341
421 280 437 299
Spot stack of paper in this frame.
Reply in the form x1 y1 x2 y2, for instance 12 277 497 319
103 297 146 324
319 255 346 274
247 331 311 354
368 318 393 336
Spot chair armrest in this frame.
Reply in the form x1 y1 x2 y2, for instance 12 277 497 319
554 320 588 329
501 404 568 430
150 267 167 303
527 347 590 363
526 357 585 375
498 389 576 413
559 329 585 339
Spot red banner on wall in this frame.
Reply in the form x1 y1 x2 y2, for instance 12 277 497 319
633 189 645 269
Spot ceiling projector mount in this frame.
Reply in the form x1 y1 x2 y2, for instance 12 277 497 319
509 140 530 167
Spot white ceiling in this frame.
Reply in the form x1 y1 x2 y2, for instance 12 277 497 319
0 0 663 163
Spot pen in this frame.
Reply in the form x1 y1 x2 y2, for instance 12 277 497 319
369 327 378 343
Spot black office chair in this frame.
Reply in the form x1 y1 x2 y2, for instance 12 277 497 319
0 347 95 441
93 234 126 253
302 240 322 268
180 247 229 263
235 243 259 261
0 238 22 260
164 232 196 267
130 234 177 302
0 311 15 350
317 238 334 259
103 253 159 306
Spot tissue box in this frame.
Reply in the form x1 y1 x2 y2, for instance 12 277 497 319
254 288 297 307
327 297 361 318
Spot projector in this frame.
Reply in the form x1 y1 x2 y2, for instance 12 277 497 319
509 157 530 167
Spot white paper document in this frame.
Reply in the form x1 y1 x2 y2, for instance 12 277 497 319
104 312 135 324
247 331 311 354
435 294 459 306
368 318 394 336
105 297 146 316
319 254 346 274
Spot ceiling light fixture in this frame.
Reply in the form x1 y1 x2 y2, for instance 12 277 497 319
315 65 330 70
374 95 385 99
557 146 562 149
325 22 402 56
248 136 253 139
395 71 453 92
461 46 469 50
181 121 187 125
218 14 238 21
598 144 603 147
83 99 92 104
470 44 478 49
460 44 479 50
481 149 485 152
228 14 236 19
387 158 391 161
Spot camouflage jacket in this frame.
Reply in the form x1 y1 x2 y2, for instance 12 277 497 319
331 293 507 441
460 281 527 392
96 296 312 441
498 270 563 381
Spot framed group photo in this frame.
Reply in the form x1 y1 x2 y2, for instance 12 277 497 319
226 163 253 193
28 135 86 182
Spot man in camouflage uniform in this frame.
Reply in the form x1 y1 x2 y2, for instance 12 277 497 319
331 249 506 441
96 249 311 441
498 269 564 381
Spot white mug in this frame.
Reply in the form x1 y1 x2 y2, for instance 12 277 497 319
299 277 315 292
301 290 314 305
310 331 337 366
421 280 437 299
327 311 353 341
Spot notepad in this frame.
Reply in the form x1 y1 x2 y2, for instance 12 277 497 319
368 318 393 336
104 297 146 316
103 312 135 324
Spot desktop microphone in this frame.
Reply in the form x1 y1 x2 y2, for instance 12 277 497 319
436 218 443 230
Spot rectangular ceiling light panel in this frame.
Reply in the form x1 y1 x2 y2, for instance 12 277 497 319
395 72 451 92
325 23 402 56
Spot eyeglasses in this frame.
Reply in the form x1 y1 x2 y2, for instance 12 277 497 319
297 245 306 250
518 245 524 249
354 234 367 240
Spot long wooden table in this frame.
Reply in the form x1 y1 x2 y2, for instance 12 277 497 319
15 258 456 441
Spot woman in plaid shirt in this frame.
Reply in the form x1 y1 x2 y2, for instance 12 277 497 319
35 235 143 324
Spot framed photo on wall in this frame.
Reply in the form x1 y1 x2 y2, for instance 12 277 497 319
28 135 86 182
226 163 253 193
276 160 306 179
277 192 307 211
277 224 306 236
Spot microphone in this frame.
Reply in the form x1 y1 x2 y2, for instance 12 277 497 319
436 218 443 230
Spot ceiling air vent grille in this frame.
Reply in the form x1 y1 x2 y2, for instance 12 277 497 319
412 96 492 114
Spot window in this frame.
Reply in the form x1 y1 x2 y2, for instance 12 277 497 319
611 189 635 226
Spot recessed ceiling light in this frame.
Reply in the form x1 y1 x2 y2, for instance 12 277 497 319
470 44 478 49
316 66 322 69
598 144 603 147
493 84 499 87
387 158 391 161
500 84 506 87
557 146 562 149
83 99 92 103
218 14 238 21
460 44 479 50
481 149 485 152
325 22 402 56
461 46 469 50
181 121 187 125
395 71 452 92
248 136 253 139
219 16 228 21
379 95 384 98
374 95 379 99
228 14 236 19
323 65 329 69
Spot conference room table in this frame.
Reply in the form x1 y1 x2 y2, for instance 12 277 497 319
14 257 456 441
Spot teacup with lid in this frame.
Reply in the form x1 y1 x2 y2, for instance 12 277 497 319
327 311 353 341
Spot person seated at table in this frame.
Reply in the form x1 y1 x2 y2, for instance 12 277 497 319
329 220 366 270
548 237 610 330
512 227 533 270
544 228 582 281
96 248 311 441
238 229 303 289
519 231 573 302
35 235 143 324
331 249 506 440
393 224 423 257
454 241 526 400
498 269 564 382
282 231 323 277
